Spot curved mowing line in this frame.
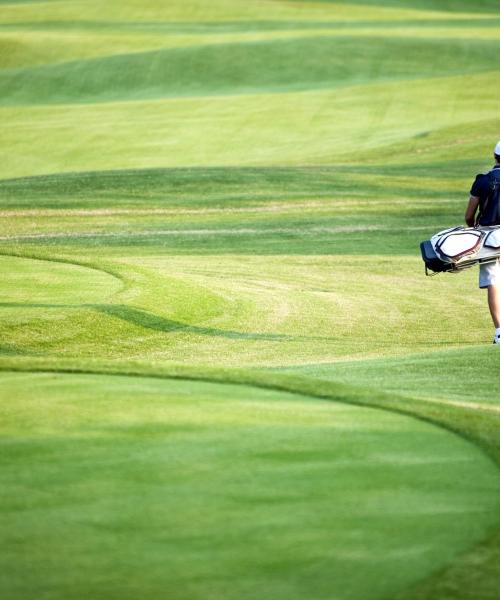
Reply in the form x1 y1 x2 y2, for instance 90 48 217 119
0 356 499 467
2 359 500 598
0 249 126 292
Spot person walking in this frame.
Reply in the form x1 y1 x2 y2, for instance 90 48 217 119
464 141 500 344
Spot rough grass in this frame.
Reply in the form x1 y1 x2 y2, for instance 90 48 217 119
1 1 500 599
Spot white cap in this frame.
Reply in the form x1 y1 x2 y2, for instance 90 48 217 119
495 141 500 156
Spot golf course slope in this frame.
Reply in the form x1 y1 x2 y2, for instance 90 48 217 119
0 1 499 599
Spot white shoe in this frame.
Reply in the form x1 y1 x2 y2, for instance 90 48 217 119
494 335 500 345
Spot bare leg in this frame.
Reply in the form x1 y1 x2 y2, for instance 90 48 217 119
487 284 500 328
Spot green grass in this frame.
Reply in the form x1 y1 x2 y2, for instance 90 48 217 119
280 346 500 406
2 71 499 179
2 371 499 600
1 35 498 105
311 0 500 12
1 1 500 599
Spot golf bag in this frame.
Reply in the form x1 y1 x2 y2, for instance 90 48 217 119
420 225 500 275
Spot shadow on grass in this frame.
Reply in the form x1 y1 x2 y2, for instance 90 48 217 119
91 303 294 341
0 302 307 342
0 302 479 346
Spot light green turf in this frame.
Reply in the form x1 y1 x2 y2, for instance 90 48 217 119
2 71 500 179
0 255 122 304
1 371 499 600
1 1 500 599
0 0 480 26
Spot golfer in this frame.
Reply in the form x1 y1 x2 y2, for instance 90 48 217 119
464 141 500 344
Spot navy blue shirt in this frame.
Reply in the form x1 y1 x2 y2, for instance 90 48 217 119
470 165 500 225
470 165 500 199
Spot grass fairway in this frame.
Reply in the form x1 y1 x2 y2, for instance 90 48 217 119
1 1 500 599
1 372 499 600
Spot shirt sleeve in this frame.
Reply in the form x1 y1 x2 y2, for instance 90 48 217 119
470 174 486 198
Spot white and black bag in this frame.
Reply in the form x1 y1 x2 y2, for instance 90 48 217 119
420 225 500 275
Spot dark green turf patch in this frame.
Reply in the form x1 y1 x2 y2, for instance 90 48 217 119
0 35 497 105
2 17 500 34
0 164 468 255
0 163 470 255
0 227 438 256
0 165 473 208
0 343 28 356
295 0 500 13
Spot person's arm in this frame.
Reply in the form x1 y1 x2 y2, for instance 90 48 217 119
465 195 480 227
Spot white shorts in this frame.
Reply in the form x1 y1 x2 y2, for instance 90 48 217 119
479 258 500 288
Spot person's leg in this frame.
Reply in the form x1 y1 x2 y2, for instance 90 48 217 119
479 261 500 341
487 284 500 328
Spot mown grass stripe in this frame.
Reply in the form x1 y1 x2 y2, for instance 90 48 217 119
1 356 499 466
0 35 498 105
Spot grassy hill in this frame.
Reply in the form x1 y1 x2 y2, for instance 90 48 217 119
1 1 499 599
